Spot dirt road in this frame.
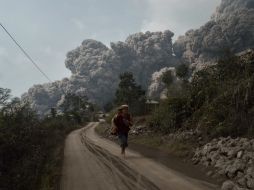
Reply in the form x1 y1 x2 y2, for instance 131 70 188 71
61 122 218 190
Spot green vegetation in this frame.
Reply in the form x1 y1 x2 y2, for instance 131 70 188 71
115 72 146 115
95 122 192 157
161 70 174 86
98 51 254 158
103 72 146 123
149 52 254 138
60 93 95 123
175 63 189 81
0 89 91 190
129 134 193 157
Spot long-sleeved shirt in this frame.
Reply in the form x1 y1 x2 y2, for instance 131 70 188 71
114 114 130 134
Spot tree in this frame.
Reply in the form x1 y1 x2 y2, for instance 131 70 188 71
115 72 146 115
103 102 114 112
60 94 93 123
0 88 11 106
161 70 174 86
50 107 57 118
0 87 80 190
176 64 189 81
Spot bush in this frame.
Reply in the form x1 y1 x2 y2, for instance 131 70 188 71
148 97 190 133
0 115 78 190
0 91 79 190
149 51 254 138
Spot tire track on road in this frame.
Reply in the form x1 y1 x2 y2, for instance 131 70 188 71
61 122 218 190
81 127 160 190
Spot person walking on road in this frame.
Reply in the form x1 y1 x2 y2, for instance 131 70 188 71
113 105 133 157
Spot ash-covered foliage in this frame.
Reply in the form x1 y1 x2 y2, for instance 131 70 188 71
0 88 83 190
149 50 254 138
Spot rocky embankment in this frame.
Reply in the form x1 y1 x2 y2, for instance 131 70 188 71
193 137 254 190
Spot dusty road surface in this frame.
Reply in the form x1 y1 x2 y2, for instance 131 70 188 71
61 122 218 190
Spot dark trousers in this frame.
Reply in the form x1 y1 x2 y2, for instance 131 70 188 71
118 133 128 148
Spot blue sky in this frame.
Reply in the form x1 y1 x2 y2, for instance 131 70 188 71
0 0 220 97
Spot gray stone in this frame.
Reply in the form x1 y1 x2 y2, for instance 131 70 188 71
206 171 214 177
221 180 238 190
237 151 244 159
237 177 246 187
210 151 220 165
218 169 226 175
215 158 226 169
236 171 244 179
229 141 237 147
246 177 254 189
225 159 246 178
246 167 254 177
228 149 238 159
242 153 252 163
193 136 254 190
248 160 253 165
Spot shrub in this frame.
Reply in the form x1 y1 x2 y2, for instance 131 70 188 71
0 90 79 190
149 51 254 138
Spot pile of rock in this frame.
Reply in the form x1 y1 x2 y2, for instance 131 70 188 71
167 129 204 144
129 125 149 136
192 137 254 189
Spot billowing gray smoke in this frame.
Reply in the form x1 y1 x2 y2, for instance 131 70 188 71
23 0 254 115
173 0 254 70
22 31 176 115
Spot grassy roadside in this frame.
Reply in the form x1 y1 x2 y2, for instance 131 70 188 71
94 122 109 137
95 122 194 158
128 134 193 158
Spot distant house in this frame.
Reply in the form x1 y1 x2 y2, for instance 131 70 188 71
145 99 159 113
